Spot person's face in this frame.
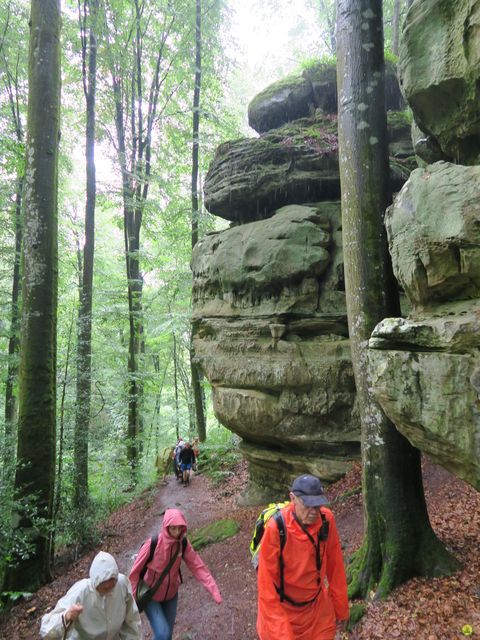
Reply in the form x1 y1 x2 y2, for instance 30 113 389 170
290 492 322 526
96 577 117 595
168 525 182 539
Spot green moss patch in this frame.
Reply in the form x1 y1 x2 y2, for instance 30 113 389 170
348 602 367 628
189 518 240 550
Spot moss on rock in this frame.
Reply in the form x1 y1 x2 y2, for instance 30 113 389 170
189 519 240 550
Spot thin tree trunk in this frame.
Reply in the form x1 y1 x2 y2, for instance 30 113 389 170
173 334 180 440
5 0 61 591
3 174 23 482
392 0 401 56
190 0 207 441
74 0 98 522
108 1 175 478
52 303 75 560
2 26 25 484
336 0 459 599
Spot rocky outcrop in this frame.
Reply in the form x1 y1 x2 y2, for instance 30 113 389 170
193 59 413 504
192 203 359 503
248 59 404 134
205 112 414 224
399 0 480 165
370 164 480 490
385 162 480 309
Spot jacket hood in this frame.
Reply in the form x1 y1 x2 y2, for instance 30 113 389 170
89 551 119 588
162 508 187 538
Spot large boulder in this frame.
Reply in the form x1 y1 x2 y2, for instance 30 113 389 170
371 161 480 491
370 308 480 490
249 59 404 134
204 113 414 223
385 162 480 309
192 203 360 502
193 204 339 317
399 0 480 164
204 115 340 224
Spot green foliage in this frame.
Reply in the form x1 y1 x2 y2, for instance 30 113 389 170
0 590 32 613
298 54 336 71
384 49 399 65
0 475 52 587
199 441 243 486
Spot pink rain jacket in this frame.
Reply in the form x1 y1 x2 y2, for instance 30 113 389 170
129 509 222 604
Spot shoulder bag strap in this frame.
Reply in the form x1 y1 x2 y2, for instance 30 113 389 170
145 541 182 598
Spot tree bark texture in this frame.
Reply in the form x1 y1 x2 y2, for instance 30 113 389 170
190 0 206 442
5 0 61 591
336 0 459 599
74 0 98 519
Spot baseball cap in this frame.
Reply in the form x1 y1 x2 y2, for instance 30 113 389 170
291 475 329 507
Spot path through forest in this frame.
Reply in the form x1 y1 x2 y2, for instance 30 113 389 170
1 458 480 639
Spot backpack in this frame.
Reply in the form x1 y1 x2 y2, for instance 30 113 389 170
250 502 290 570
250 501 330 607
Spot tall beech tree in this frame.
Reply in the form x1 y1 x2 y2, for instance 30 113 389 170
73 0 99 523
104 0 195 475
190 0 206 442
5 0 61 590
336 0 458 598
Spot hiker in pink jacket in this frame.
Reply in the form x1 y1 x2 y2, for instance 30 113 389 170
129 508 222 640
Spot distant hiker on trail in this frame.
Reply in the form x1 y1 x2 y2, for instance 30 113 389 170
155 446 174 484
256 474 349 640
179 441 195 485
40 551 142 639
173 438 185 480
129 508 222 640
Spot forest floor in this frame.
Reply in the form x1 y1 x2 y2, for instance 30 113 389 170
1 456 480 640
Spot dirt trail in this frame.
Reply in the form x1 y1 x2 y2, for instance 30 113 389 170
0 468 260 640
2 458 480 640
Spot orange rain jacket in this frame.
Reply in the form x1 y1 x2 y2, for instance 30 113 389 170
257 503 348 640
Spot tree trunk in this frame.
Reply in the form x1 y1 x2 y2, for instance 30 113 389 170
173 333 180 440
336 0 459 600
392 0 401 56
3 174 23 483
5 0 61 591
74 0 98 521
3 33 26 485
190 0 206 442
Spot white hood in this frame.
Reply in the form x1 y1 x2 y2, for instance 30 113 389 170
89 551 119 588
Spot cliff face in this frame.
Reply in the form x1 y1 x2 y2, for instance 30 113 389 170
368 0 480 492
192 60 412 503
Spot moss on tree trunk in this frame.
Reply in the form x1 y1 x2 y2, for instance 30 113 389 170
5 0 61 592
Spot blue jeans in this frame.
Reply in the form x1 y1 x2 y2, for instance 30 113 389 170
144 594 178 640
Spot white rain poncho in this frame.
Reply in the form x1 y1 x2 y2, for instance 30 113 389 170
40 551 142 639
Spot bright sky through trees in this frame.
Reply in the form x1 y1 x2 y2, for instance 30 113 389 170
224 0 323 131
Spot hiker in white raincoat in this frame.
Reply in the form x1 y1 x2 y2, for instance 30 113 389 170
40 551 142 639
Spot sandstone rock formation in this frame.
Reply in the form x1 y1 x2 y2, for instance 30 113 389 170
369 0 480 492
193 59 413 503
204 112 413 224
370 163 480 490
399 0 480 165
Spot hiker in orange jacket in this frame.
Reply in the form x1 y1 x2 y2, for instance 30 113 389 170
257 475 349 640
